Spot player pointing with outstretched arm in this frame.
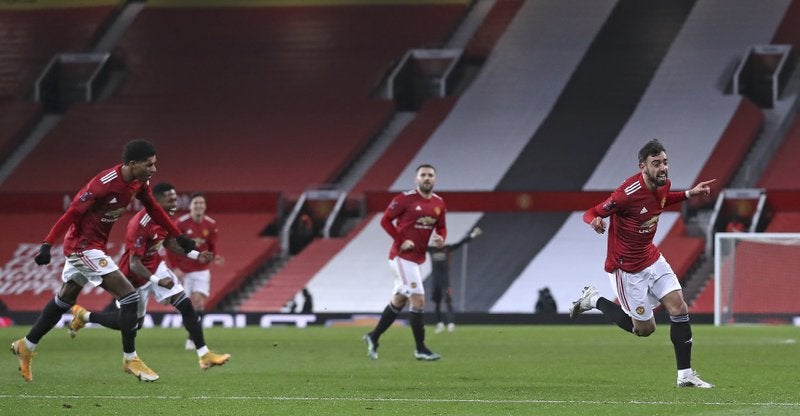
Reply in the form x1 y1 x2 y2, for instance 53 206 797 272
364 164 446 361
570 139 715 388
11 139 196 382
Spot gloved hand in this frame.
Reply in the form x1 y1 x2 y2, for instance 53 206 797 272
34 243 52 265
176 235 196 254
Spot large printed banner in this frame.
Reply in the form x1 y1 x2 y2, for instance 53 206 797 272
0 213 129 311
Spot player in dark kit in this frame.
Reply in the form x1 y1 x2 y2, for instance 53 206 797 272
428 226 481 333
569 139 715 388
11 139 196 382
364 164 447 361
68 182 230 371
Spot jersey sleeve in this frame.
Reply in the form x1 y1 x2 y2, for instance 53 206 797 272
435 203 447 241
584 188 627 224
137 185 182 237
665 191 687 206
380 196 403 242
125 215 149 259
43 181 105 245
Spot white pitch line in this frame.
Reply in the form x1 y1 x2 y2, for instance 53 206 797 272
0 395 799 407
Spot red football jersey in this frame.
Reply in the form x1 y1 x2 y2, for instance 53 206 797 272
166 213 217 273
43 164 181 255
118 210 169 288
584 173 686 273
381 189 447 264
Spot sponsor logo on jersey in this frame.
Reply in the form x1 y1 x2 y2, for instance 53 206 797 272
602 199 616 212
417 216 436 225
79 191 93 203
101 207 127 223
415 205 422 211
638 215 659 233
639 207 648 214
109 197 117 204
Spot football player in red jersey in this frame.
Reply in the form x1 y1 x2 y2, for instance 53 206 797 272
11 139 196 382
166 192 220 350
68 182 230 371
364 164 447 361
570 139 716 388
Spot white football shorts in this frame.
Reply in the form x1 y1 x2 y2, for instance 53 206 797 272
389 257 425 297
120 261 184 319
607 255 682 321
62 249 120 288
182 269 211 297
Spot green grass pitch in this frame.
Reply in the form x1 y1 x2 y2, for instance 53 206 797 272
2 324 798 415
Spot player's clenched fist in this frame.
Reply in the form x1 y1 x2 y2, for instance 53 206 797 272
34 243 52 265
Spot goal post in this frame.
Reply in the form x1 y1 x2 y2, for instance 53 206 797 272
714 232 800 326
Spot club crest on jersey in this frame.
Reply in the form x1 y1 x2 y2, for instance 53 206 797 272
434 207 442 216
410 282 417 289
202 229 209 237
99 258 108 268
635 306 645 315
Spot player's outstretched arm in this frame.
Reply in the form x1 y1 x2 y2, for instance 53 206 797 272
687 179 716 198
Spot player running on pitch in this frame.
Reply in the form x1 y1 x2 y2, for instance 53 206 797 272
570 139 715 388
69 182 230 371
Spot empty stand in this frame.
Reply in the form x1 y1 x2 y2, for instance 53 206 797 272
349 97 457 197
462 0 524 61
0 100 42 165
2 4 467 195
238 238 351 313
0 5 115 99
759 115 800 190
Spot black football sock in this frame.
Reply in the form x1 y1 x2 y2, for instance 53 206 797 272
409 309 427 351
118 292 140 354
371 303 400 341
174 294 206 349
596 297 634 334
27 295 72 344
189 311 204 343
89 310 122 330
670 314 693 370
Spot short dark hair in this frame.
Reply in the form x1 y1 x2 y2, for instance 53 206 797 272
638 139 666 163
189 192 206 202
151 182 175 198
416 164 436 173
123 139 156 164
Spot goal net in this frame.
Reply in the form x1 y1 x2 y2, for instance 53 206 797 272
714 232 800 325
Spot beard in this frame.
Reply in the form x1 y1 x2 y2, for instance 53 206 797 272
418 182 433 193
645 169 668 187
